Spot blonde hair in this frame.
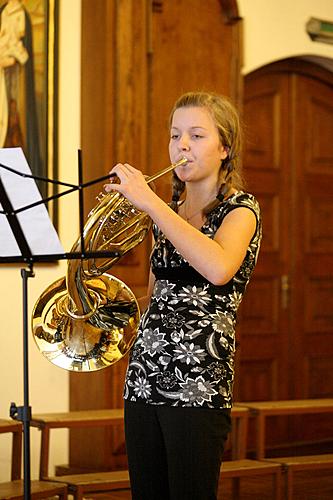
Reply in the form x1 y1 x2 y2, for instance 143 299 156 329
169 91 244 214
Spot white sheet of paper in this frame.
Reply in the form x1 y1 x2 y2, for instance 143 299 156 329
0 147 64 257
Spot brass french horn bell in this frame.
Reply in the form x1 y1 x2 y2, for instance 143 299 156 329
32 157 187 371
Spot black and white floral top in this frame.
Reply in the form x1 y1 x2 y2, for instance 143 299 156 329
124 192 262 408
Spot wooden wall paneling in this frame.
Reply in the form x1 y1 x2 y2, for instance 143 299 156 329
70 0 242 473
150 0 242 202
108 7 151 466
112 0 151 295
69 0 118 473
70 0 150 471
80 0 115 216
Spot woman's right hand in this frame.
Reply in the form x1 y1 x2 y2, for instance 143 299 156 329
104 163 158 213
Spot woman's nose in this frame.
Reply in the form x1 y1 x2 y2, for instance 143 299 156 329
178 135 190 150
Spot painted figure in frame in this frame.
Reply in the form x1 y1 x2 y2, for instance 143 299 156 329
0 0 42 180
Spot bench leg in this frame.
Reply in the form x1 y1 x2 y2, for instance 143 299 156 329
287 469 294 500
256 414 265 459
72 485 84 500
39 427 50 479
274 469 282 500
231 477 241 499
11 430 22 480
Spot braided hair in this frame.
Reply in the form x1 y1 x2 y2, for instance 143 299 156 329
170 174 185 212
169 91 244 214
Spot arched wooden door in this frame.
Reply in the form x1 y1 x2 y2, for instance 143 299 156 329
238 58 333 448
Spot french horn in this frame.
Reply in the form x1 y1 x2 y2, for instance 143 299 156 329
32 157 187 371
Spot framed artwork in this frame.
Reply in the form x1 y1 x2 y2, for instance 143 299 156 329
0 0 58 220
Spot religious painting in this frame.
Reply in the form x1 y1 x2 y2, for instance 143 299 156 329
0 0 58 208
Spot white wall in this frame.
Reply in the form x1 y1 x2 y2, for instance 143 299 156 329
238 0 333 74
0 0 81 482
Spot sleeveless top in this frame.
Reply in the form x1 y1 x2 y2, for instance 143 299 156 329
123 192 262 408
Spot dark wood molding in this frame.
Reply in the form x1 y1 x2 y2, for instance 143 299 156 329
152 0 163 13
245 57 333 86
220 0 242 24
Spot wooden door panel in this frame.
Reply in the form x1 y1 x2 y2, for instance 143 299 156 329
237 358 279 401
304 276 333 333
241 61 333 453
308 97 333 173
304 355 333 397
292 76 333 407
238 73 291 404
305 196 333 253
243 92 282 170
240 277 280 335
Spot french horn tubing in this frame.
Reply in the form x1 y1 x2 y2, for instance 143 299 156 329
32 157 187 371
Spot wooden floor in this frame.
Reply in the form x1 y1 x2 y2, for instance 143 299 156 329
80 469 333 499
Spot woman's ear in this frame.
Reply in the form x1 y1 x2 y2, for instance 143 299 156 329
220 145 229 161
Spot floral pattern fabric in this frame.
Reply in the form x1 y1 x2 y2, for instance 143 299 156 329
124 192 262 408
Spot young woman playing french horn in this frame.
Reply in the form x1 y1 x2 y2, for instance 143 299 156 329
105 91 262 500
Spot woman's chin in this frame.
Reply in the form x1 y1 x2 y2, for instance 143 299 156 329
175 168 191 182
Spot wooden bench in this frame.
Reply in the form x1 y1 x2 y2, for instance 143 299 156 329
220 459 283 500
0 420 22 481
30 407 251 499
35 470 130 500
0 479 68 500
0 419 68 500
31 406 250 475
31 409 128 499
265 454 333 500
32 406 250 463
30 409 124 480
235 399 333 459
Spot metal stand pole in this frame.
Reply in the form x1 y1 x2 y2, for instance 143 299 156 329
10 266 34 500
22 266 34 499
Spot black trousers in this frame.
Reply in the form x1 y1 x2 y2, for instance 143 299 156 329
124 400 231 500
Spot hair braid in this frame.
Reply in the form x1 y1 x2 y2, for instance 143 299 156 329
217 155 236 201
170 172 185 212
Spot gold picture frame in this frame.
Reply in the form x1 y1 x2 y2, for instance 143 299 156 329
0 0 58 222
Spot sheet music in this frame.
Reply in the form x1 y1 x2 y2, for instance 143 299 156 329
0 147 64 257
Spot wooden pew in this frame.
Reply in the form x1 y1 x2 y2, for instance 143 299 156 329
31 406 250 473
31 409 123 480
31 407 282 500
265 454 333 499
0 419 68 500
31 409 129 499
234 399 333 499
235 398 333 459
220 459 282 500
0 420 22 481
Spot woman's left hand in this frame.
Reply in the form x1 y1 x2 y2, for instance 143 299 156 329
104 163 156 212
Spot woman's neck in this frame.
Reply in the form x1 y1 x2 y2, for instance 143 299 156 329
184 179 218 208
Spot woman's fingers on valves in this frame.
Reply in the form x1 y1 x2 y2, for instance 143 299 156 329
104 163 144 192
104 163 127 191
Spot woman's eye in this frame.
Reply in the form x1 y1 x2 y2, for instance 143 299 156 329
170 134 179 140
192 134 203 139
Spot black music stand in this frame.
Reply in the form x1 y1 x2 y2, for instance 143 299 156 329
0 148 117 500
